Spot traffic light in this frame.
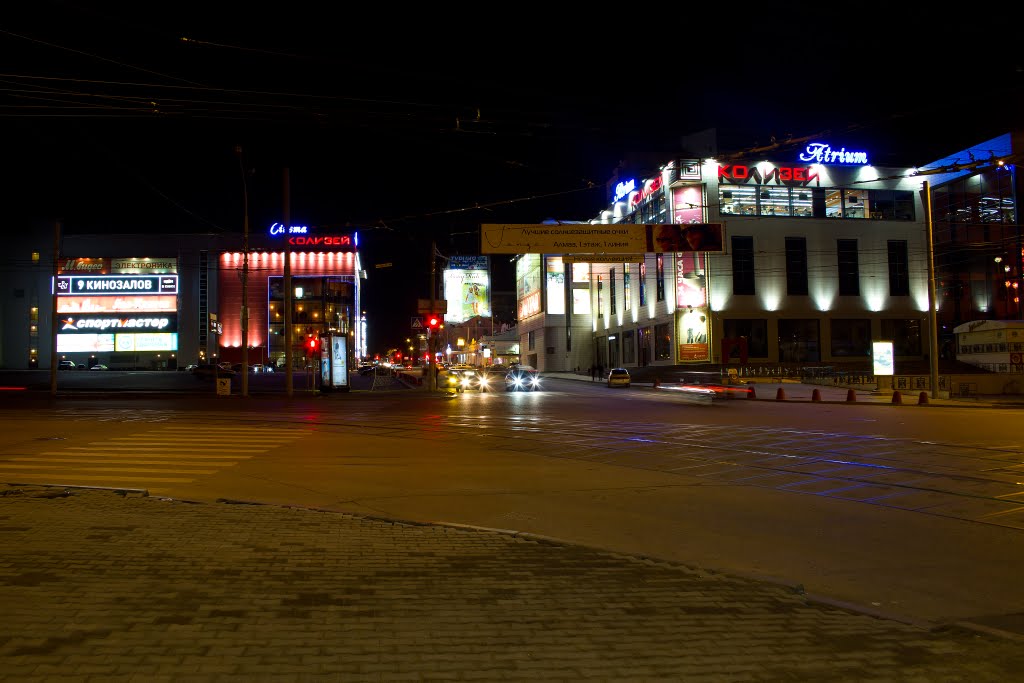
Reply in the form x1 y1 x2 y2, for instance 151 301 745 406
427 314 442 331
306 335 319 354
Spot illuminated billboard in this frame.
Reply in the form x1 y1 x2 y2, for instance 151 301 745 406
57 274 178 296
58 295 178 313
444 256 491 323
58 314 176 334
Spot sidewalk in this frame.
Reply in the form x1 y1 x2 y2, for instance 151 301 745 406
1 484 1021 681
543 370 1024 407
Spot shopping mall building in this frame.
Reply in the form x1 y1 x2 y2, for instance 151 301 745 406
511 131 1022 373
1 225 364 371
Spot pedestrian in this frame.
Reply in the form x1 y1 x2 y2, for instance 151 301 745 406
597 363 604 380
590 364 596 381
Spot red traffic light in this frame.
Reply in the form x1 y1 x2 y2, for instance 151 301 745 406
427 315 442 330
307 336 319 352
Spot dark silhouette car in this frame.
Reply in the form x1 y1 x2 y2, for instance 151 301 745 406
192 363 236 379
504 365 541 391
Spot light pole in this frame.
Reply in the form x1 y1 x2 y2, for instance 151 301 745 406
235 146 250 397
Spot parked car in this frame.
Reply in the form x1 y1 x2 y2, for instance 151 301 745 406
89 364 109 371
504 365 541 391
192 363 236 379
607 367 631 388
58 360 77 370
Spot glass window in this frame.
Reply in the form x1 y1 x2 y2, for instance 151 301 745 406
722 318 768 357
778 319 820 363
825 190 843 218
792 190 813 217
596 276 603 318
731 236 755 295
844 189 867 219
831 319 871 357
528 330 535 351
623 329 635 364
837 239 860 296
654 322 672 361
758 186 791 217
610 268 617 313
887 240 910 296
881 319 922 356
639 260 647 307
623 264 631 311
720 186 757 216
785 237 808 296
655 255 665 302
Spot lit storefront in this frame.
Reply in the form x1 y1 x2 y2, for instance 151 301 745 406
217 225 362 369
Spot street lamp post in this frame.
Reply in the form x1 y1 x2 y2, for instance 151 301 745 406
235 146 250 397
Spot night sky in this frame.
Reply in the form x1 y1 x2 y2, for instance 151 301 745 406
4 7 1022 351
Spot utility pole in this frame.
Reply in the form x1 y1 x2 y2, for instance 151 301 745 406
284 168 293 397
429 238 437 391
236 146 249 397
924 180 940 399
50 220 60 397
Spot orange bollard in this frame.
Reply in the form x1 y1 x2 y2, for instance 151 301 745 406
892 390 903 405
775 387 786 401
811 388 822 402
747 385 757 399
918 391 929 405
846 388 857 402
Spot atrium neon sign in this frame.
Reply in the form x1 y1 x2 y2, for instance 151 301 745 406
613 179 636 203
268 222 309 235
798 143 869 165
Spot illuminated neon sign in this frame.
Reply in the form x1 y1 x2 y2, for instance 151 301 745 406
268 222 309 235
798 143 868 165
613 178 636 203
718 165 820 186
288 235 351 246
629 176 663 206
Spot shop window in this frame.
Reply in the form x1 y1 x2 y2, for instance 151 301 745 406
731 236 755 295
792 190 813 217
837 239 860 296
785 237 808 296
831 319 871 357
843 190 867 218
758 186 792 217
655 255 665 302
720 186 757 216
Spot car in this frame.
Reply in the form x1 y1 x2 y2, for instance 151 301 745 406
504 365 541 391
607 367 631 388
58 360 77 370
443 367 491 393
192 363 237 379
89 364 109 371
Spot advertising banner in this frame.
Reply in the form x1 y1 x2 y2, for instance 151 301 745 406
481 224 724 255
57 295 178 314
58 313 176 333
443 268 491 323
57 274 178 296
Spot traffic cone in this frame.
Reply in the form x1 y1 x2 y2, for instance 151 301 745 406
846 389 857 402
747 385 756 399
892 390 903 405
918 391 929 405
775 387 786 401
811 388 822 402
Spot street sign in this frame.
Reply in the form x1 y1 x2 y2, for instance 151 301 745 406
411 316 424 330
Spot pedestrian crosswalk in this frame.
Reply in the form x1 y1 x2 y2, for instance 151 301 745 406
0 424 304 492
